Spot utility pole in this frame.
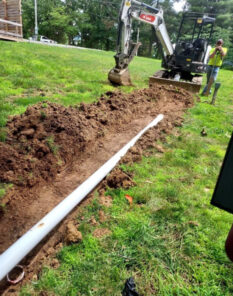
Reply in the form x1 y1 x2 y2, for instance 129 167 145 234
34 0 38 40
136 26 140 56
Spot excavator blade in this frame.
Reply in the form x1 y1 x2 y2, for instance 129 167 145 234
108 68 132 86
149 70 203 94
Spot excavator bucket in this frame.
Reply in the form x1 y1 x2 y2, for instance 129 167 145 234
108 68 132 86
149 70 203 93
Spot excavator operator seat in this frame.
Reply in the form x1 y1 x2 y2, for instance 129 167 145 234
192 38 208 62
175 42 192 56
175 38 208 63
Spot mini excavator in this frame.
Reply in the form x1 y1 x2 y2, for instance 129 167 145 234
108 0 215 93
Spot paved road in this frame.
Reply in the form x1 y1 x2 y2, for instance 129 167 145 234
25 39 103 51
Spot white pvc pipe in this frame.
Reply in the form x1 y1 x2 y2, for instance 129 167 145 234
0 114 164 281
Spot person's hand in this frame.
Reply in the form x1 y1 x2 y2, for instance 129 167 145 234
215 45 222 52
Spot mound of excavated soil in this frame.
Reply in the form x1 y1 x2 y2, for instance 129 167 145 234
0 85 194 292
0 86 192 188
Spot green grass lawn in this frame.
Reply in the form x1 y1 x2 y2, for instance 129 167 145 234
0 41 161 128
1 41 233 295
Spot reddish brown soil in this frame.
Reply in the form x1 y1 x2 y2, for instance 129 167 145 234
0 85 194 294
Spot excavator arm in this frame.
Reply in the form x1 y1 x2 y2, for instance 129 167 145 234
108 0 174 85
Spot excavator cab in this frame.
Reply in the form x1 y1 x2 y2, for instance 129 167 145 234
151 12 215 92
166 13 215 75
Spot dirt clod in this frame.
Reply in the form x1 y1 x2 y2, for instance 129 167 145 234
187 221 200 227
99 210 107 223
93 228 112 238
90 216 98 226
50 258 60 269
65 222 82 244
154 144 165 153
46 247 55 256
105 168 135 189
99 196 113 207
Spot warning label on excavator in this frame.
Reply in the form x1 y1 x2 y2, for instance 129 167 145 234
197 18 203 24
139 14 156 23
125 1 131 6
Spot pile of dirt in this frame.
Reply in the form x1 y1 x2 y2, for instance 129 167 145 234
65 221 82 244
0 85 192 188
104 168 135 189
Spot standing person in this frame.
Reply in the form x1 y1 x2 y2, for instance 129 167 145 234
202 39 227 95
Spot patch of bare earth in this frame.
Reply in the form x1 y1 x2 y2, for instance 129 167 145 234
0 85 194 294
99 195 113 207
93 228 112 238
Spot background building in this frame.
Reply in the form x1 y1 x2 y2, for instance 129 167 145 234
0 0 23 41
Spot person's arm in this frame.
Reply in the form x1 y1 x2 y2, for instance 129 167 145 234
209 46 226 59
218 46 227 57
209 48 217 59
215 45 226 57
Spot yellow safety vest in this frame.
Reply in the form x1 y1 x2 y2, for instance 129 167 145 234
208 47 228 67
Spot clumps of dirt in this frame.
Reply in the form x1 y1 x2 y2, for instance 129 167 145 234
0 102 100 186
99 210 107 222
104 168 135 189
92 228 112 238
0 85 193 188
89 216 99 226
96 168 135 203
187 220 200 227
50 258 60 269
121 146 143 164
153 144 165 153
99 195 113 208
65 221 82 244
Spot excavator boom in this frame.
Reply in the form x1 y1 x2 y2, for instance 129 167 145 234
108 0 172 86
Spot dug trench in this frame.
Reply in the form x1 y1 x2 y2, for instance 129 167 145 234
0 85 194 294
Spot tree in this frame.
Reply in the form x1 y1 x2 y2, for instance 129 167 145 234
184 0 233 61
22 0 71 43
75 0 120 50
21 0 232 63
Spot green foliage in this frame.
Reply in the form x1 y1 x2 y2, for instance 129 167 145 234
185 0 233 63
76 0 120 50
0 188 5 199
0 128 7 142
21 0 233 62
22 0 120 48
40 110 47 120
0 183 13 210
22 0 70 43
